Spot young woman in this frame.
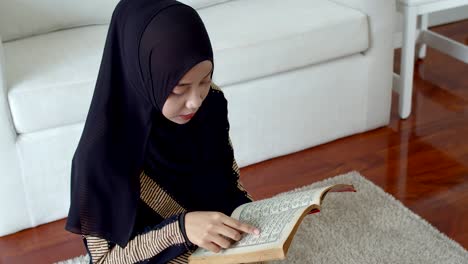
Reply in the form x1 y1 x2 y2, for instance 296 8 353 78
65 0 261 263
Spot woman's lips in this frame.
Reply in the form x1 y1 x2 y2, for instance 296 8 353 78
180 112 195 120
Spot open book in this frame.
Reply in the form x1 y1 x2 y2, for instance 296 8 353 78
188 183 356 264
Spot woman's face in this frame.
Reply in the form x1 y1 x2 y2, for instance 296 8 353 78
162 60 213 125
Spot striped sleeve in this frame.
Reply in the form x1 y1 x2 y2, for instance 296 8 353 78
82 212 196 264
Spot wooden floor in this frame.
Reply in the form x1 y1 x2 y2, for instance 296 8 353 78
1 20 467 264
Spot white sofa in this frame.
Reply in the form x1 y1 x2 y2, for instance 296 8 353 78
0 0 395 236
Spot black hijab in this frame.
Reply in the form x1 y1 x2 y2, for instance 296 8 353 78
65 0 232 248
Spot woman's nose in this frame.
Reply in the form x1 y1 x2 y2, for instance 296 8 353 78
186 90 203 110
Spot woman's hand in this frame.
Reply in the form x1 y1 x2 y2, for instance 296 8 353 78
184 211 260 253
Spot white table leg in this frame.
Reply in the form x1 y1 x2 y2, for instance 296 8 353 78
399 6 418 119
418 14 428 59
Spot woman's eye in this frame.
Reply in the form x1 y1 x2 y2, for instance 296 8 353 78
172 90 184 95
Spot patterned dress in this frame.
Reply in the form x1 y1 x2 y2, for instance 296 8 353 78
82 86 263 264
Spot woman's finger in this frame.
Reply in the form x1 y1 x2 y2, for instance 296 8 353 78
209 233 232 249
201 241 221 253
223 217 260 235
215 224 243 242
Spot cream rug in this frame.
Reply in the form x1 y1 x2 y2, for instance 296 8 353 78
56 171 467 264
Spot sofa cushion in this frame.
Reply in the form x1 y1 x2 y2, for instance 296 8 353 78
399 0 441 5
0 0 119 42
5 0 369 134
200 0 369 87
5 25 107 134
0 0 231 42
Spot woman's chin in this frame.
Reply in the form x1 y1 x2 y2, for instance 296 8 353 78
169 117 191 125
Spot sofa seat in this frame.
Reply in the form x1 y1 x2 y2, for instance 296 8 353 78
4 0 369 134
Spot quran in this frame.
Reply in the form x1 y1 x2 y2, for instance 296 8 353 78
188 183 356 264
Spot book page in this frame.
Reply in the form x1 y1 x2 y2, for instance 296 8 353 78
191 186 333 258
231 203 307 248
229 186 331 247
190 204 308 258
